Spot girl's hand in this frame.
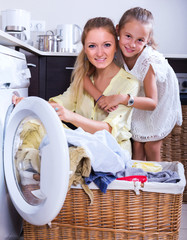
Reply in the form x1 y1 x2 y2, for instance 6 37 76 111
106 105 118 113
49 102 73 122
12 95 24 105
97 95 121 112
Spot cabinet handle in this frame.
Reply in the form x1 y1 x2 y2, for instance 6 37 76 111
27 63 37 68
65 67 74 70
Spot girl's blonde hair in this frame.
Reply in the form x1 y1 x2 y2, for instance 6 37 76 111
118 7 157 49
71 17 118 101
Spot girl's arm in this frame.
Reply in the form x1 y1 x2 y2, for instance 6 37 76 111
49 102 112 134
84 65 157 111
101 65 157 111
98 94 129 111
84 75 102 101
98 66 157 111
84 75 120 111
132 65 157 110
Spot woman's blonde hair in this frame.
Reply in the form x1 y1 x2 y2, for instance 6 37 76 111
118 7 157 49
71 17 118 101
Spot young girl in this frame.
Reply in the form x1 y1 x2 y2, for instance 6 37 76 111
84 7 182 162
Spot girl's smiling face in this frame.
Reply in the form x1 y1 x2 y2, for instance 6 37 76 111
118 19 151 60
84 27 116 69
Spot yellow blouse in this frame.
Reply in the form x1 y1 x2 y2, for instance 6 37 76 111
49 68 139 155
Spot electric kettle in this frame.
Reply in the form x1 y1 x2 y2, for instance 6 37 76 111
57 24 82 53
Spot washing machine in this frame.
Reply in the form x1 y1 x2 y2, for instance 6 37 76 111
0 45 31 239
0 45 70 233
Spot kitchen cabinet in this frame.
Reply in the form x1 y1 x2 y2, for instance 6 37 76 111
167 58 187 73
19 49 76 100
45 56 76 100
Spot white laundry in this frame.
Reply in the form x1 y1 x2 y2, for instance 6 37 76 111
64 127 132 175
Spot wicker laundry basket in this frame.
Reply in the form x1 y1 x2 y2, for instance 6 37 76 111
161 105 187 201
23 161 186 240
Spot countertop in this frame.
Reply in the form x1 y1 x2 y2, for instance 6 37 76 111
1 30 187 58
0 30 78 56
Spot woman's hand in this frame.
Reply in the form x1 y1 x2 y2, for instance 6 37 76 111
12 95 24 105
49 102 74 122
49 101 112 134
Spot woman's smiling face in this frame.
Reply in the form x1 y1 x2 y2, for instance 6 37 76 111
84 27 116 69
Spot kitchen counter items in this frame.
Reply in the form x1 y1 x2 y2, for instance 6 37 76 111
38 30 62 52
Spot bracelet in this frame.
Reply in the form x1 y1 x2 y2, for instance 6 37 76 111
96 94 104 103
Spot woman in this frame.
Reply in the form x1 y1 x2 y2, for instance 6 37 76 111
12 17 140 197
13 17 139 156
48 17 139 155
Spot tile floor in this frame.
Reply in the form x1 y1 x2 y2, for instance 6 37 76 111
179 203 187 240
20 203 187 239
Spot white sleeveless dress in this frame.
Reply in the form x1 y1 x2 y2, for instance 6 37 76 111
121 46 182 142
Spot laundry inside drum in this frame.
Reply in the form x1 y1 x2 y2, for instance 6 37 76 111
13 116 48 205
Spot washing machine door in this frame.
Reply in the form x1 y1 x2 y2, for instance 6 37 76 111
4 96 70 225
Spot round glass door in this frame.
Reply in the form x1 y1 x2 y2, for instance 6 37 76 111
13 116 46 206
4 97 69 225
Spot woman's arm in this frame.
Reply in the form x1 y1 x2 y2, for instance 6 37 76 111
49 102 112 134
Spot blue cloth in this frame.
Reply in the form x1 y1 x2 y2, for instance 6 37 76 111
64 127 132 175
85 170 116 193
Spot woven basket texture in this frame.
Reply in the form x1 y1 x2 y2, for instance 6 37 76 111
24 188 182 240
161 105 187 201
23 106 186 240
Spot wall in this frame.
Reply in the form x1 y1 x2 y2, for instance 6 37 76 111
0 0 187 54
